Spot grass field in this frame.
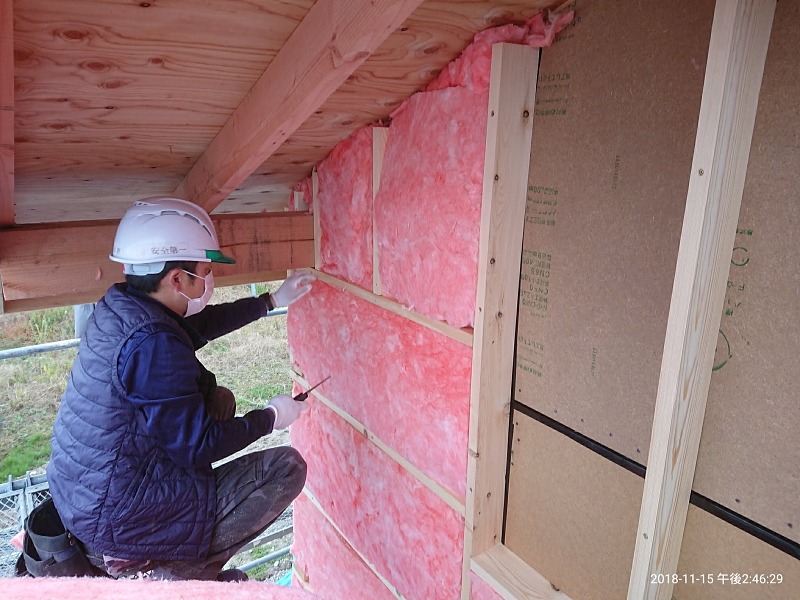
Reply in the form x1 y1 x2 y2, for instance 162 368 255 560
0 282 295 580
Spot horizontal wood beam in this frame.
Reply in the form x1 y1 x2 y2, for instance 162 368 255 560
0 213 313 312
0 0 14 226
472 545 572 600
174 0 425 213
627 1 776 599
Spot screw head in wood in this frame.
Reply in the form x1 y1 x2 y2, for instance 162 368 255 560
698 169 705 176
523 110 530 118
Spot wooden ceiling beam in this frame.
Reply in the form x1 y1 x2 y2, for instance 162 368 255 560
0 212 313 313
0 0 14 225
173 0 424 213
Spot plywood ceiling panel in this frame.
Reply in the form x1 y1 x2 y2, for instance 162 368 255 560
12 0 556 223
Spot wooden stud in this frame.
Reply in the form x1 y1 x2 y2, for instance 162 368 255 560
462 43 541 599
627 2 776 599
299 267 473 347
293 190 308 212
312 168 321 270
472 545 573 600
292 369 465 516
173 0 425 213
372 126 389 295
0 213 313 312
0 0 13 226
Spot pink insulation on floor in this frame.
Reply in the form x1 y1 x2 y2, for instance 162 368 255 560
292 493 397 600
4 578 317 600
290 397 465 600
316 127 374 289
374 10 573 328
469 571 505 600
288 281 472 498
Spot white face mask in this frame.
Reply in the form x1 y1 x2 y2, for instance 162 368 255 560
179 270 215 317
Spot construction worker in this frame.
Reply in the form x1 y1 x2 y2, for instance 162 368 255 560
45 198 314 581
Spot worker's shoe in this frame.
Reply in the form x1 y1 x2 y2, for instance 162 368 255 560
217 568 249 582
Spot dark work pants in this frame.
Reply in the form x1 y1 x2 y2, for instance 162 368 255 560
91 446 306 580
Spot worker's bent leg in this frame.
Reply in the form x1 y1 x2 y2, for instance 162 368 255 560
153 446 306 580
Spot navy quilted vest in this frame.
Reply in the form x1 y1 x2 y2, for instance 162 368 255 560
47 284 215 561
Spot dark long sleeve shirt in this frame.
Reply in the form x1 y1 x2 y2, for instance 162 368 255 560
117 289 275 468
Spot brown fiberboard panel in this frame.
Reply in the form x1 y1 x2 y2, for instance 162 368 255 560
505 412 643 600
514 0 715 463
693 0 800 545
674 505 800 600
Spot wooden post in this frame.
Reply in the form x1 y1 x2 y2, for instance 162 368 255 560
0 0 14 226
312 168 321 269
73 304 95 339
372 126 389 295
627 2 776 599
463 43 542 599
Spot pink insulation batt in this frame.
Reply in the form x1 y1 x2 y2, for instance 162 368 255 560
288 281 472 498
469 571 505 600
4 578 317 600
292 493 397 600
374 10 573 328
317 126 374 289
291 397 465 600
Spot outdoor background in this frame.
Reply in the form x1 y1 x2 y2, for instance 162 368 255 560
0 282 295 581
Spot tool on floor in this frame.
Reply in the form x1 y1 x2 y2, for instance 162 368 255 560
293 375 331 402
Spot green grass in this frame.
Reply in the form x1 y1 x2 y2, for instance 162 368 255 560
0 433 51 479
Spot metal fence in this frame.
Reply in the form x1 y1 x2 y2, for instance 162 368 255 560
0 473 51 576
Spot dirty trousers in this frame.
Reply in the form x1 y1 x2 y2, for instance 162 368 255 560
91 446 306 579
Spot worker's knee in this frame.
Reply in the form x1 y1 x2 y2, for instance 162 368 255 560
261 446 306 494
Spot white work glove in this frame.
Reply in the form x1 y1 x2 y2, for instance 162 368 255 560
267 394 309 429
270 272 317 308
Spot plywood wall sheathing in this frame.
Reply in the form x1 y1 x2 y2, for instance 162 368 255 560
694 0 800 545
629 0 777 596
515 0 715 465
506 413 642 600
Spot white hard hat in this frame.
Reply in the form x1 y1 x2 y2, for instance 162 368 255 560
109 197 236 275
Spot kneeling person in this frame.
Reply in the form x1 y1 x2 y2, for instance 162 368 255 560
47 198 315 580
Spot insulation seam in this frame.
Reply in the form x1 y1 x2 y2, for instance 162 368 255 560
291 370 466 517
302 487 406 600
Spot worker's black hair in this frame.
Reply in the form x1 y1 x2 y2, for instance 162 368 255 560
125 261 198 295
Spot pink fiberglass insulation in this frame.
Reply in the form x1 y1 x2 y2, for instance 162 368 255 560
469 571 505 600
290 176 313 212
4 578 317 600
287 281 471 498
291 397 465 600
292 492 397 600
317 126 373 289
374 9 573 328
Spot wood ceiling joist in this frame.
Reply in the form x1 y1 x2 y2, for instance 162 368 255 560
0 0 14 225
0 212 314 313
174 0 426 214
